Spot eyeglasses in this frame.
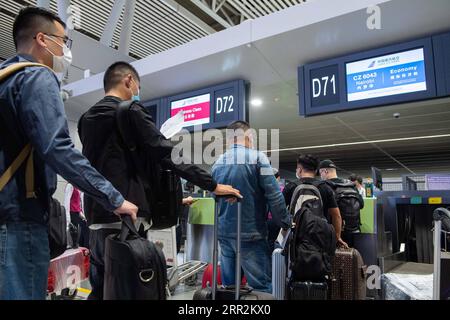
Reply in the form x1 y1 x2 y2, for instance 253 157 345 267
34 33 73 49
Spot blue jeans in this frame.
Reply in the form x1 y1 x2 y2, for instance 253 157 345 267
219 238 272 293
0 222 50 300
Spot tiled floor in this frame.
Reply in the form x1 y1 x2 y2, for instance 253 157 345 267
168 284 199 300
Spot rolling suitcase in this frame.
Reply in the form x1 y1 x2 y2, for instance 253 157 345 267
103 216 167 300
201 264 247 288
193 196 275 300
47 247 90 299
272 247 287 300
330 247 367 300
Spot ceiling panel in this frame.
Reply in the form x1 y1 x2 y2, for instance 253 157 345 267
0 0 305 62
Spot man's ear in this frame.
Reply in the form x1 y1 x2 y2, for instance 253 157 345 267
124 76 132 89
35 32 47 48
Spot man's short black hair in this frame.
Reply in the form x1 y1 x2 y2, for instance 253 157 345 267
297 154 319 172
227 120 251 131
103 61 141 93
13 6 66 50
349 174 363 184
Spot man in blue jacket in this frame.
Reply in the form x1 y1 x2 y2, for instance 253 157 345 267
0 7 138 300
212 121 291 293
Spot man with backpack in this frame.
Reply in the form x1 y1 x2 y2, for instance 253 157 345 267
78 61 241 300
319 160 364 248
0 7 139 300
284 154 347 287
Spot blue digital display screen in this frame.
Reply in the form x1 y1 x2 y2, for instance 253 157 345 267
298 33 445 117
346 48 427 102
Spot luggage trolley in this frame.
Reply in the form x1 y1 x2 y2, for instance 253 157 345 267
432 208 450 300
147 226 208 296
166 261 208 296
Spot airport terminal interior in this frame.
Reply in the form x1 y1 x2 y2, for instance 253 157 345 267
1 0 450 302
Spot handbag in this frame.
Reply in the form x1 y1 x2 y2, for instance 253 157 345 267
103 215 167 300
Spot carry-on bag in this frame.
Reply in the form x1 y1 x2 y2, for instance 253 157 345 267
193 196 275 300
329 247 367 300
272 247 287 300
103 215 167 300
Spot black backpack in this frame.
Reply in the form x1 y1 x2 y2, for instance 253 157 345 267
288 181 337 282
326 180 363 232
115 101 183 230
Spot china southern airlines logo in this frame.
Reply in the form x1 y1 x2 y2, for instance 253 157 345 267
368 60 376 68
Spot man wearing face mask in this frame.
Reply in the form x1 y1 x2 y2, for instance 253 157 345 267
78 62 241 300
0 7 139 300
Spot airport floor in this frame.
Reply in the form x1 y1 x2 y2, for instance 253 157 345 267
59 251 199 300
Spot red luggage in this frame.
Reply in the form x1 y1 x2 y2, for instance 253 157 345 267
47 248 90 299
201 264 247 289
330 247 367 300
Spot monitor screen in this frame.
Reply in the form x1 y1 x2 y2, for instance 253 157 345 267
346 48 427 102
170 93 211 128
372 167 383 191
425 174 450 191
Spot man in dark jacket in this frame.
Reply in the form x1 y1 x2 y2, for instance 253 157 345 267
78 61 240 300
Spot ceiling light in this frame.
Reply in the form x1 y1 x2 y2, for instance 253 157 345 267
251 99 263 107
260 133 450 153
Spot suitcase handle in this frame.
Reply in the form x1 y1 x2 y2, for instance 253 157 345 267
211 197 242 300
120 215 140 242
214 195 243 202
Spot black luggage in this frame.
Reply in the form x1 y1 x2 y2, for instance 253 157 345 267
287 281 328 300
193 196 275 300
103 216 167 300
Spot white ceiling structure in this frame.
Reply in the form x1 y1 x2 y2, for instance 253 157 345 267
0 0 307 62
2 0 450 179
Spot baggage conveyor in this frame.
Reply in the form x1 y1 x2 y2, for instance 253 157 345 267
381 207 450 300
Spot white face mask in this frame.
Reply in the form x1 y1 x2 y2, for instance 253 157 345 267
45 35 72 74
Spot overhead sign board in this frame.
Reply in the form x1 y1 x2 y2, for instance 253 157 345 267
299 31 450 117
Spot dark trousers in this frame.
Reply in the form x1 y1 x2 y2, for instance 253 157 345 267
342 231 359 248
70 212 90 249
267 219 279 253
88 228 119 300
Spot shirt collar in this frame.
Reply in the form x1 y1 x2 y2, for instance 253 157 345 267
231 144 247 149
17 54 37 63
104 96 123 103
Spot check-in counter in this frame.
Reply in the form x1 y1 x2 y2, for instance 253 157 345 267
185 198 215 263
185 197 383 268
354 198 381 268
